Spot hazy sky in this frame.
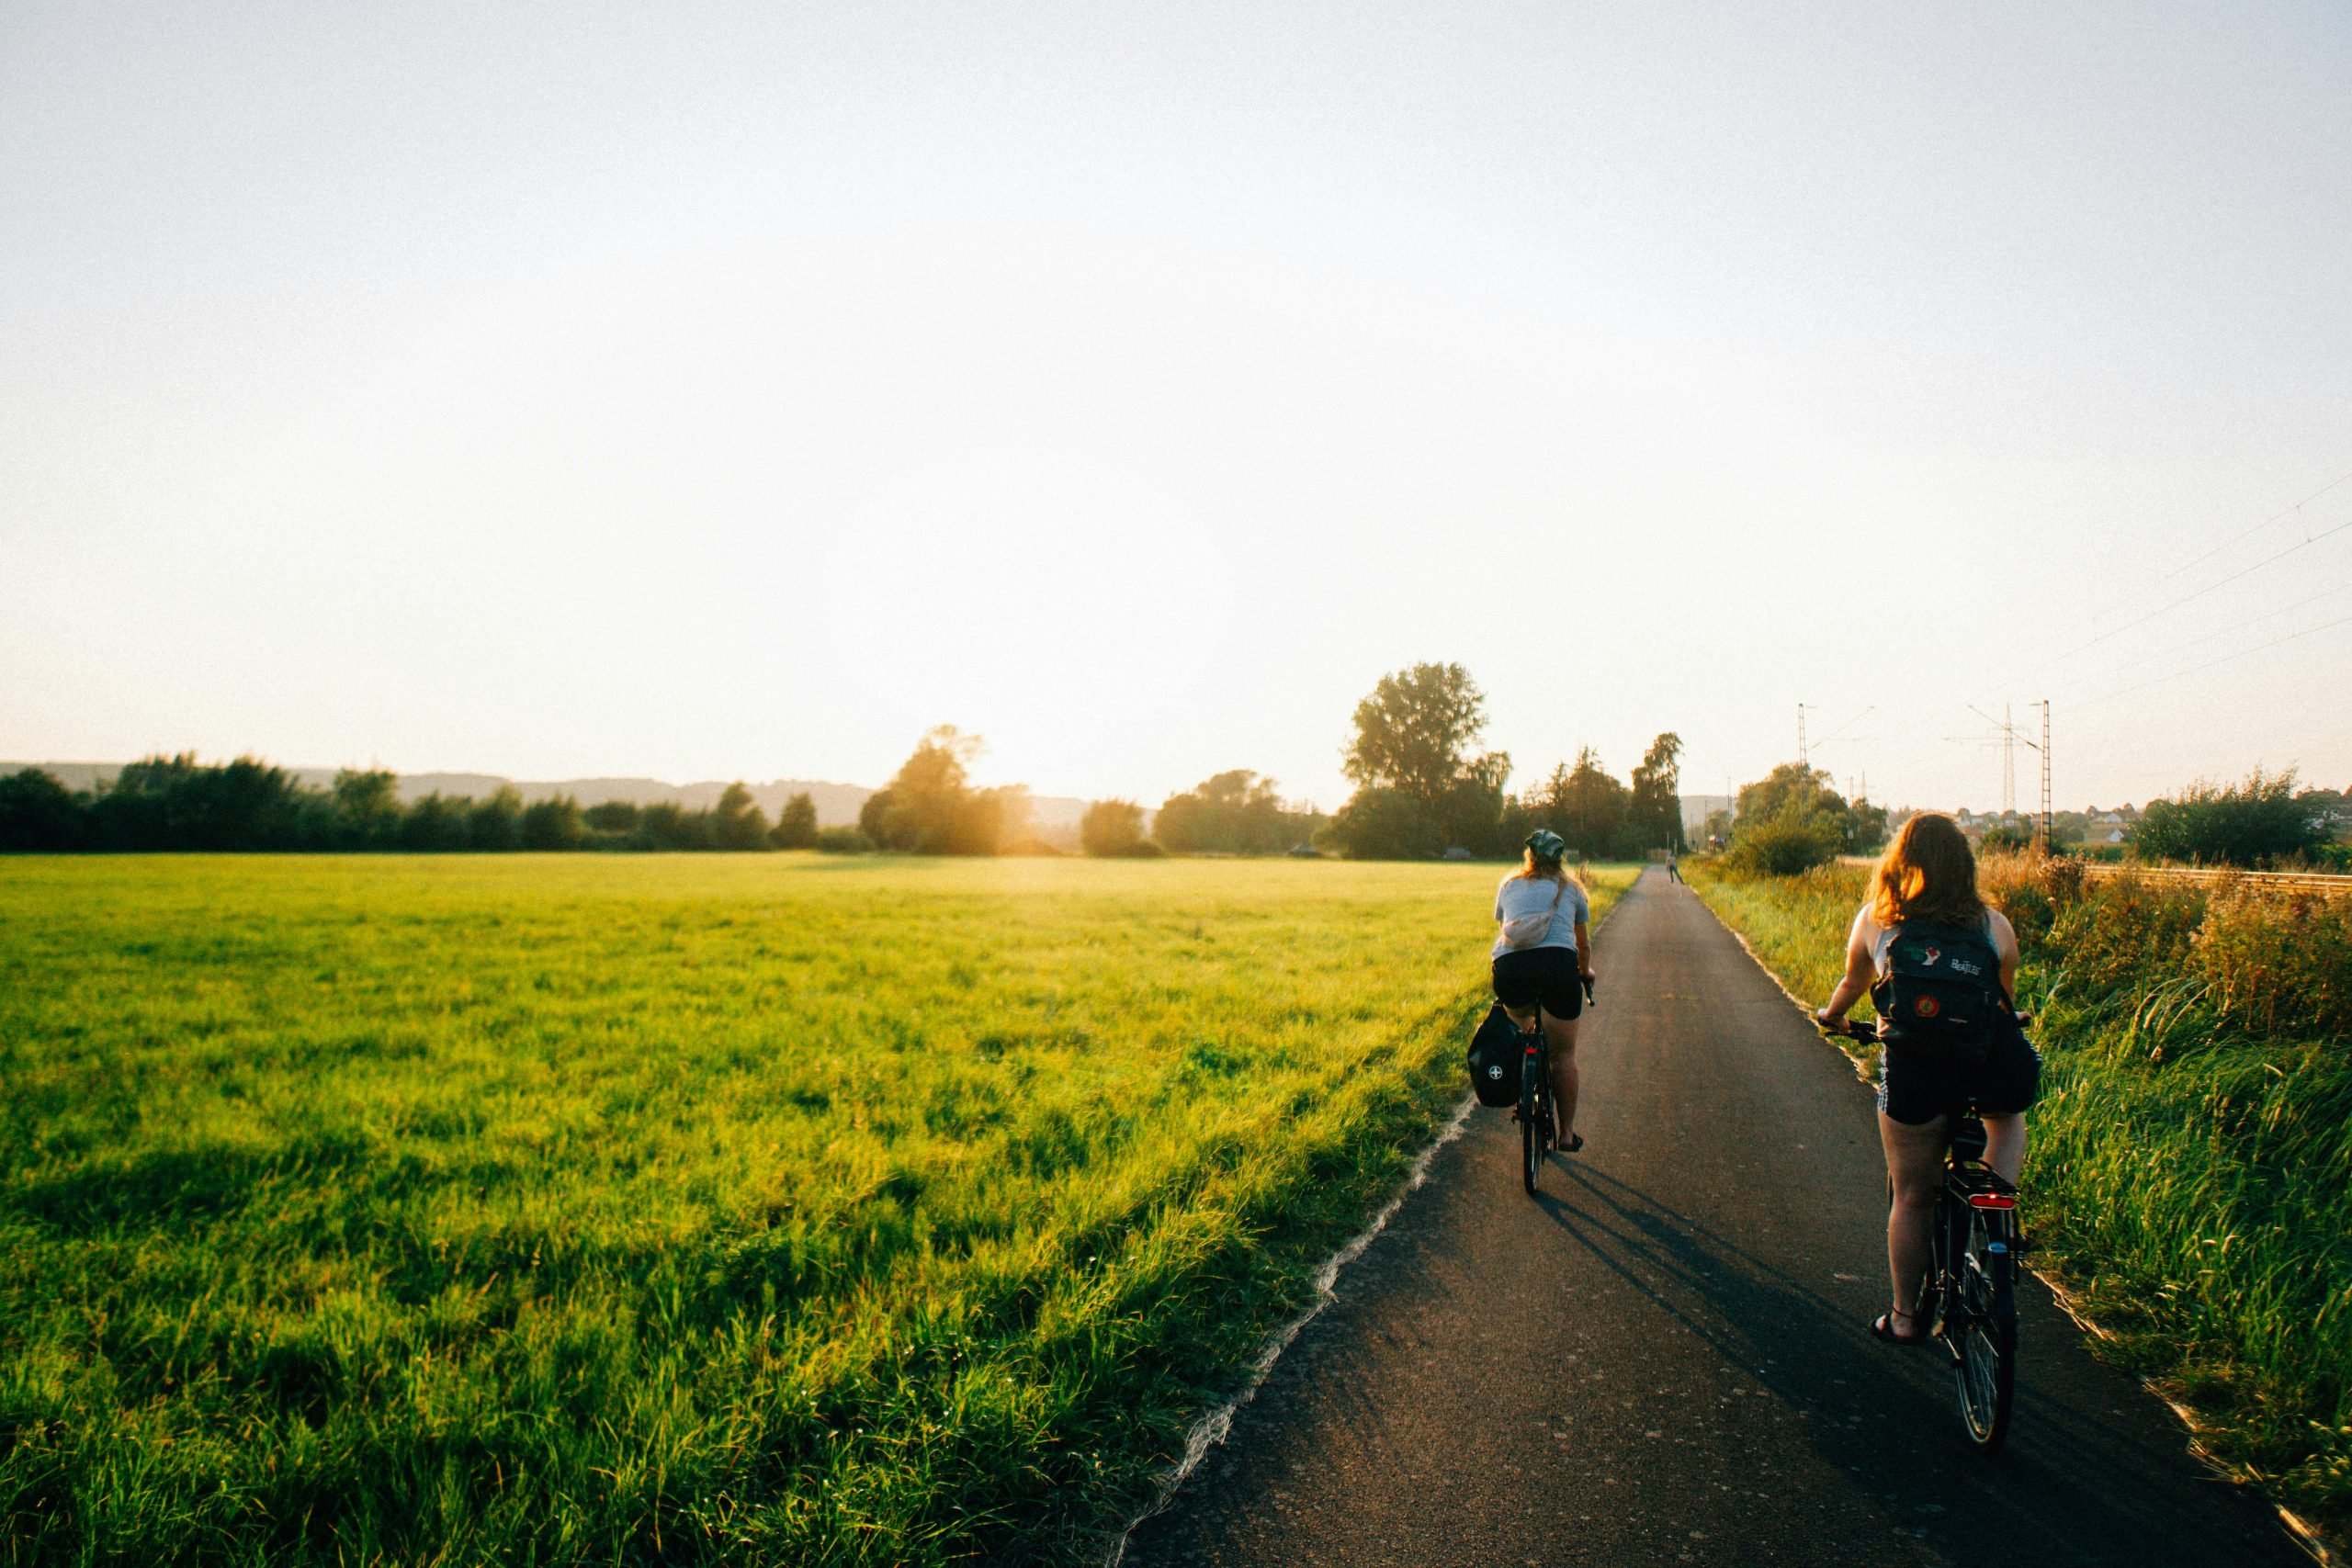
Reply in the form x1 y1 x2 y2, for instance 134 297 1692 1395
6 3 2348 812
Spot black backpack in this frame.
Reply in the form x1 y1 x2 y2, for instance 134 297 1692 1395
1466 1003 1524 1107
1871 919 2007 1054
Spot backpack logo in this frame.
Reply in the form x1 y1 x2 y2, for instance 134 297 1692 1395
1923 946 1942 966
1486 1064 1503 1079
1914 995 1942 1019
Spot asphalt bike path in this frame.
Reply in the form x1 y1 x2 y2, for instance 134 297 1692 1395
1124 868 2306 1567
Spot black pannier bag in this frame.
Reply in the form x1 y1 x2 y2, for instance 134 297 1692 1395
1467 1003 1523 1107
1871 920 2006 1054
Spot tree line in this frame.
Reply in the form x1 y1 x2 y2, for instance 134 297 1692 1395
2 664 1688 862
0 756 830 853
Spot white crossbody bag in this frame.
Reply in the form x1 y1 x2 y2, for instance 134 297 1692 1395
1499 877 1567 951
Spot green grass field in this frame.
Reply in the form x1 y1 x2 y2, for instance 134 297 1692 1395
0 853 1634 1566
1686 855 2352 1538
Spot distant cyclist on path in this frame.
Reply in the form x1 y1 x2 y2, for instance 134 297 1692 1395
1491 829 1594 1153
1814 814 2039 1345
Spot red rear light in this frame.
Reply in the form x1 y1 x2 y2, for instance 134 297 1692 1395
1967 1193 2017 1211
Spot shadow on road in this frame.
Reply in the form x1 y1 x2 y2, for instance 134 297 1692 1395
1540 1157 2271 1562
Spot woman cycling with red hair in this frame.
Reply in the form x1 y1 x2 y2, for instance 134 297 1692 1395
1815 814 2039 1345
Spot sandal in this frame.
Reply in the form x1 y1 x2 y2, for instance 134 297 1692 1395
1870 1310 1928 1347
1557 1131 1585 1155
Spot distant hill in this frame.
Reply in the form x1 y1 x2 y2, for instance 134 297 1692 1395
3 761 1102 841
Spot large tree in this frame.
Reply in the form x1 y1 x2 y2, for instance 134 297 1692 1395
712 782 770 850
860 727 1022 854
1728 761 1874 869
1155 769 1289 854
1343 663 1493 807
1330 662 1511 856
1523 748 1630 855
771 791 820 849
1080 798 1148 856
1628 731 1685 853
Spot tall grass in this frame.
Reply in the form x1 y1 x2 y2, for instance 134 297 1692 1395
0 854 1634 1566
1687 855 2352 1535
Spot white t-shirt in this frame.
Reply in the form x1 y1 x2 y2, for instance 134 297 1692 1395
1492 873 1589 959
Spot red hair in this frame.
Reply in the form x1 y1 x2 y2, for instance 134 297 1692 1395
1871 813 1984 928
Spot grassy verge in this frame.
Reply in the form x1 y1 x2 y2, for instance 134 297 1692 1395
0 854 1634 1565
1686 855 2352 1539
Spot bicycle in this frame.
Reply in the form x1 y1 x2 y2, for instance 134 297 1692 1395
1825 1016 2024 1452
1514 976 1594 1195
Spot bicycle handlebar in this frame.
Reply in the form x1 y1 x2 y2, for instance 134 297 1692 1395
1815 1010 2033 1042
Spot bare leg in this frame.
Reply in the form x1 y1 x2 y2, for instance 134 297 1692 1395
1980 1111 2027 1185
1544 1012 1581 1145
1879 1111 1949 1336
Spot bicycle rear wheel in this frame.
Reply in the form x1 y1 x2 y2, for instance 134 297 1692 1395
1951 1209 2018 1451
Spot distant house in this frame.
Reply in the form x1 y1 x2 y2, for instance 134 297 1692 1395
1441 846 1474 861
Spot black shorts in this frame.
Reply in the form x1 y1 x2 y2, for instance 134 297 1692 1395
1491 947 1585 1020
1877 1030 2041 1125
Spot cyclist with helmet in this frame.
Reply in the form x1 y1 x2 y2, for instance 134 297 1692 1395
1492 829 1595 1153
1814 813 2039 1345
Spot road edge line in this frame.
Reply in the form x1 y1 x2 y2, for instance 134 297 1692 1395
1101 874 1641 1565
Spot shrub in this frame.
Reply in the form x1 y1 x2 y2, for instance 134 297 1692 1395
639 801 716 851
2132 767 2326 867
861 728 1017 854
0 769 84 851
771 792 820 849
88 753 311 851
1080 799 1147 857
1724 811 1841 875
469 786 524 851
400 793 469 851
584 801 640 833
1320 786 1442 860
520 795 588 851
712 783 770 851
814 826 874 853
2191 882 2352 1040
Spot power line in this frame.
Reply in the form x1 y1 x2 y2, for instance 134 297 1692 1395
2050 574 2352 689
2075 608 2352 709
1995 463 2352 672
2006 507 2352 686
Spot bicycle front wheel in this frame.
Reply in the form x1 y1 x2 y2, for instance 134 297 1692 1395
1952 1212 2018 1451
